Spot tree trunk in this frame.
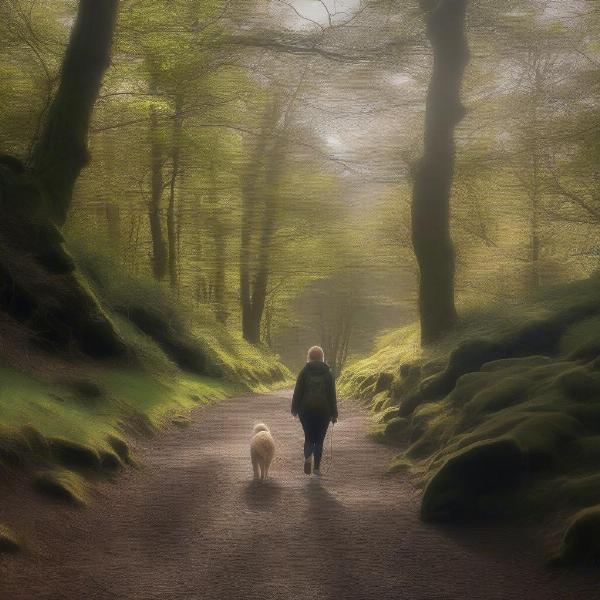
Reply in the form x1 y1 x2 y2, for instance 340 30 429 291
240 104 273 344
167 93 184 291
411 0 469 345
31 0 119 226
207 154 228 323
213 228 227 323
0 0 124 358
148 73 168 281
240 95 287 345
247 128 286 344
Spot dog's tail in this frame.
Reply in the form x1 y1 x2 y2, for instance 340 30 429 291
253 423 269 434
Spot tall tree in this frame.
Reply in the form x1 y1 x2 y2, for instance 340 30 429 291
30 0 119 226
0 0 123 358
411 0 469 345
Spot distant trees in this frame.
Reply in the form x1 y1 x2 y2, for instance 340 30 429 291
240 95 291 344
411 0 469 344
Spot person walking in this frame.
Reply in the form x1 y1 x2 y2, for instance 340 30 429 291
291 346 338 476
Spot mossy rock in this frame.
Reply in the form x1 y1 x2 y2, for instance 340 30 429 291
387 455 413 474
462 375 532 422
172 415 192 428
384 417 409 440
510 413 581 471
379 407 401 424
481 356 553 373
501 318 564 357
107 435 131 464
99 449 122 471
48 437 100 470
370 391 390 413
19 424 48 455
374 371 394 395
570 436 600 466
421 437 527 521
0 525 20 554
557 506 600 565
555 367 600 401
33 469 88 506
0 435 24 467
559 474 600 508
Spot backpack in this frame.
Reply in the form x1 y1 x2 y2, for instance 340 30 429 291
303 371 329 414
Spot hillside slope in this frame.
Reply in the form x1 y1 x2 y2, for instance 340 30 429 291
340 274 600 564
0 244 290 526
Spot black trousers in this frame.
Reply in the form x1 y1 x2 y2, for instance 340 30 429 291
299 411 330 469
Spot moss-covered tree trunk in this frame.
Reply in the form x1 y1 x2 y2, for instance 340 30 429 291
411 0 469 345
0 0 124 358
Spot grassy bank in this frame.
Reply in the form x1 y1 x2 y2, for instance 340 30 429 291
0 245 291 545
339 274 600 565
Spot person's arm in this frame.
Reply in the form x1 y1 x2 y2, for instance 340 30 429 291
291 371 304 416
329 373 338 423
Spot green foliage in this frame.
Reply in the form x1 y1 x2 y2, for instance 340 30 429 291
343 274 600 562
73 243 292 389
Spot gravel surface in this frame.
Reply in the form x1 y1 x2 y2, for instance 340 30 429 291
0 390 598 599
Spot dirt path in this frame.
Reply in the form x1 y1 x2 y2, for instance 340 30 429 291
0 390 598 600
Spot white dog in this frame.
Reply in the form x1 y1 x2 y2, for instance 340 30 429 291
250 423 275 481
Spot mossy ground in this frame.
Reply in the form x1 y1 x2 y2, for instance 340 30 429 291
340 274 600 564
0 244 292 548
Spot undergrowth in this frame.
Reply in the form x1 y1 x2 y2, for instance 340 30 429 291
340 273 600 565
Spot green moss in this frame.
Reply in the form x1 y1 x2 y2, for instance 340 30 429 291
421 438 527 521
557 506 600 565
171 415 192 428
561 315 600 361
509 413 581 470
0 525 20 554
570 435 600 466
370 391 390 413
559 475 600 508
554 367 600 401
462 375 531 422
387 455 413 474
480 356 553 372
384 417 409 440
106 435 130 464
377 406 401 424
33 469 88 506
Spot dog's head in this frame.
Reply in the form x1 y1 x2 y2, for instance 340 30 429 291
253 423 270 434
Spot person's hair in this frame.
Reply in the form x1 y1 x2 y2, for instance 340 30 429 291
307 346 324 362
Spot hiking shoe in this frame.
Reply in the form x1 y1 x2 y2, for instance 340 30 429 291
304 457 312 475
313 468 321 477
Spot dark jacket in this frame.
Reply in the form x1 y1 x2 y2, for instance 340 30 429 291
291 360 338 420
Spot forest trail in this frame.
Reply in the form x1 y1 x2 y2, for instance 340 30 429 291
0 390 598 600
